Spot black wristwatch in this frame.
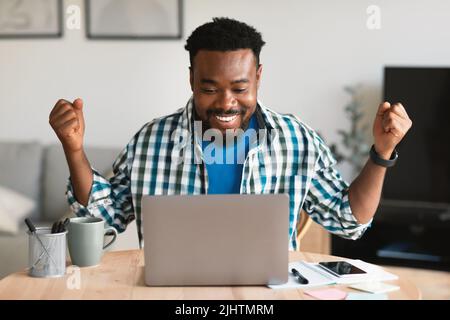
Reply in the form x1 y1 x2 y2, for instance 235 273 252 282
369 145 398 168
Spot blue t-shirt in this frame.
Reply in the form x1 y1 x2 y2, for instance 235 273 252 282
202 114 258 194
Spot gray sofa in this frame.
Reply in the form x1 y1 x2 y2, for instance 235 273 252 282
0 141 139 279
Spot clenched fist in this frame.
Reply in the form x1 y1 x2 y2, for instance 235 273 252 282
373 101 412 158
49 98 85 153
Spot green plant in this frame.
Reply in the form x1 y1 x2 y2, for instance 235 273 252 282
330 85 370 174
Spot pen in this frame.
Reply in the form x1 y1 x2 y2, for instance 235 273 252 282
291 268 309 284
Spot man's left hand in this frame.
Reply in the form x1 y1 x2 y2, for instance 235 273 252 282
372 101 413 159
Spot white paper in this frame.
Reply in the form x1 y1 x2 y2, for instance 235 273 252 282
348 282 400 294
268 259 398 290
268 261 335 289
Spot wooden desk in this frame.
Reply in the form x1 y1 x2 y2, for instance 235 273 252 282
0 250 421 300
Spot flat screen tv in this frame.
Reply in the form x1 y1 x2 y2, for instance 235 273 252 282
383 67 450 207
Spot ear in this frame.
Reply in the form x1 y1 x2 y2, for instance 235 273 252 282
256 64 263 89
189 67 194 92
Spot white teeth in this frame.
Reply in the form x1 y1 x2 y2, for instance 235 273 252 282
215 115 238 122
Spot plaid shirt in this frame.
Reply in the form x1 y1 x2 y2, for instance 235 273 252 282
67 97 371 250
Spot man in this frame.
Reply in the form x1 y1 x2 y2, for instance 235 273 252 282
49 18 412 250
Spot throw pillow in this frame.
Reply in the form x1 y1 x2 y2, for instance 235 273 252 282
0 185 36 234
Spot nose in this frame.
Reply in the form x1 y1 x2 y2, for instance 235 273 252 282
218 90 238 110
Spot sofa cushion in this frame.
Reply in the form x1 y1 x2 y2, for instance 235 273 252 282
0 185 36 234
42 144 120 221
0 141 43 220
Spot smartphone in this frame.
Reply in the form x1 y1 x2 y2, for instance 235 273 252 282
318 261 367 277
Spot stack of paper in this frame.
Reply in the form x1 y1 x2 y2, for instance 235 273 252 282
268 259 398 290
348 282 400 294
268 261 333 289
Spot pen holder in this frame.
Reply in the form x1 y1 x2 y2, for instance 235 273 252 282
27 227 67 278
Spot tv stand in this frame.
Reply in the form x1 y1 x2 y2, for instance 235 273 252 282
332 203 450 271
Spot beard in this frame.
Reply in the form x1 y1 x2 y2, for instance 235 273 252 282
196 106 252 132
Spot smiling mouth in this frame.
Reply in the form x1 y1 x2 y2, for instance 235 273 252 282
215 114 239 123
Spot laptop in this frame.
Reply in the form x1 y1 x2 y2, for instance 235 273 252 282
142 194 289 286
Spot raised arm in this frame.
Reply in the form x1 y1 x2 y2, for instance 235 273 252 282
49 98 92 206
349 102 412 224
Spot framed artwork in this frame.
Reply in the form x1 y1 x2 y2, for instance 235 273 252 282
86 0 183 40
0 0 63 38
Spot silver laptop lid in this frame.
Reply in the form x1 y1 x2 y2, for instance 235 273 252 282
142 194 289 286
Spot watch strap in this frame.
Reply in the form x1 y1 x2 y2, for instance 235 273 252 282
370 145 398 167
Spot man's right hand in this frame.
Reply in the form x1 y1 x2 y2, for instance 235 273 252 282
49 98 85 153
49 98 93 206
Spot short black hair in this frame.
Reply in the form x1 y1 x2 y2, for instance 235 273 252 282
184 17 266 67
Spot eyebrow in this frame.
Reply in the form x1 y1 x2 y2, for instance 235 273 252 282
200 78 249 85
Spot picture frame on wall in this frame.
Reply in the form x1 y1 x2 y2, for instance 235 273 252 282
86 0 183 40
0 0 63 38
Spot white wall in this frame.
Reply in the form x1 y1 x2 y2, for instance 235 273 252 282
1 0 450 178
